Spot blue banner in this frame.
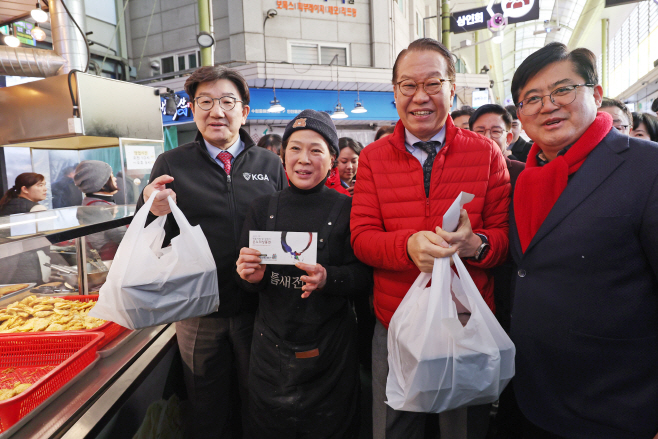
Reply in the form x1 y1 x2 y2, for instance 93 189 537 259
161 88 398 126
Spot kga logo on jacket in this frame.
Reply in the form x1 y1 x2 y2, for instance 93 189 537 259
243 173 270 181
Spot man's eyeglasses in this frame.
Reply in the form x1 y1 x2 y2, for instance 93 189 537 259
194 96 242 112
396 78 451 97
518 84 595 116
474 128 506 139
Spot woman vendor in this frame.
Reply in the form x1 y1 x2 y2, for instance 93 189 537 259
236 110 372 439
0 173 47 216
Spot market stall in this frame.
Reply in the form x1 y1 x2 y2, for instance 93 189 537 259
0 207 181 439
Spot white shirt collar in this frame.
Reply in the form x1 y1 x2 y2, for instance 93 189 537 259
404 125 446 150
204 136 244 160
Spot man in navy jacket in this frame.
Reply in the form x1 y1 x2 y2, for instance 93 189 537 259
509 42 658 439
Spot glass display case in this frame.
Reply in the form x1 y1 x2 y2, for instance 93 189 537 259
0 205 135 297
0 205 181 439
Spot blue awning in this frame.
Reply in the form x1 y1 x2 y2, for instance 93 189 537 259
161 88 397 126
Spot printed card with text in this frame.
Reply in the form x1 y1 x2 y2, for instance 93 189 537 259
249 231 318 265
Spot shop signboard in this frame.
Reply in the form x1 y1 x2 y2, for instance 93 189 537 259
11 22 36 46
276 0 357 17
161 88 398 126
125 145 157 171
450 0 539 34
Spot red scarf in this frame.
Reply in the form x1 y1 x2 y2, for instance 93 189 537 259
514 112 612 252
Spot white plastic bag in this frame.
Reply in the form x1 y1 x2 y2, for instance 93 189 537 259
90 191 219 329
386 193 515 413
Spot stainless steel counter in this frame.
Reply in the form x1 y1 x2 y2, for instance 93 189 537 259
9 324 177 439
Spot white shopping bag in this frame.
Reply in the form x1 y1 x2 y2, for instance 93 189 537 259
385 193 515 413
90 191 219 329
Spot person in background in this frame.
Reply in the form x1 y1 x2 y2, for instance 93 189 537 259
257 133 283 157
138 66 286 439
351 38 510 439
510 42 658 438
0 173 47 216
470 104 525 199
599 97 633 135
51 165 82 208
374 125 395 141
236 110 371 439
469 105 526 439
450 105 474 130
505 105 533 162
337 137 363 196
74 160 125 260
74 160 120 207
630 112 658 142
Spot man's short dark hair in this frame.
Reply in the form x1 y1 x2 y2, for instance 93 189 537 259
632 112 658 142
375 125 395 141
451 106 475 120
392 38 456 84
601 97 633 127
257 134 282 154
511 42 598 106
184 66 250 105
505 105 519 121
469 104 513 131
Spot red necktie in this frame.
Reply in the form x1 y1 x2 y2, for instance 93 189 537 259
217 151 233 174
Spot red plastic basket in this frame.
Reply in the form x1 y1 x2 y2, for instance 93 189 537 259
0 295 127 349
0 332 104 432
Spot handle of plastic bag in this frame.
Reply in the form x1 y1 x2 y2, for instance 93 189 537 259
166 195 195 234
426 256 452 333
451 253 488 311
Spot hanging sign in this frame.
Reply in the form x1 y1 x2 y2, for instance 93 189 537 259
450 0 539 34
276 1 357 17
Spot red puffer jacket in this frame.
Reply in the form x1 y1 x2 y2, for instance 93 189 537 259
351 117 510 328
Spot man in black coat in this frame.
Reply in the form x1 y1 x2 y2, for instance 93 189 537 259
51 165 82 208
138 67 286 439
505 105 532 162
509 42 658 439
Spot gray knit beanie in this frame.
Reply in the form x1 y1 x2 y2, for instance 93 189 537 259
74 160 113 194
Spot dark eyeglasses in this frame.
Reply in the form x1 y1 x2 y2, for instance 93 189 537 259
474 128 506 139
518 84 594 116
395 78 451 97
194 96 242 112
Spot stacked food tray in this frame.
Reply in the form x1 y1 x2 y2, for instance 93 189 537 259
0 332 104 433
0 295 127 349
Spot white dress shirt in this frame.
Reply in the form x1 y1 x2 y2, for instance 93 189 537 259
204 137 244 170
404 126 447 167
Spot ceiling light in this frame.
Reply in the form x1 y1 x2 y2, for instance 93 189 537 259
3 27 20 48
267 97 285 113
331 103 348 119
352 102 367 113
267 79 285 113
30 24 46 41
351 82 367 113
31 2 49 23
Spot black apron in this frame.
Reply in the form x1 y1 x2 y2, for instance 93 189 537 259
248 193 360 439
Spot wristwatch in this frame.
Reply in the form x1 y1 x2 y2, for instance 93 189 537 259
473 233 490 262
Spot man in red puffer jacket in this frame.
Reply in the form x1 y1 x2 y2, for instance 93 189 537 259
351 38 510 439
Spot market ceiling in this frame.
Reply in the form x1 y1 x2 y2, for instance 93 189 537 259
0 0 48 27
450 0 635 103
